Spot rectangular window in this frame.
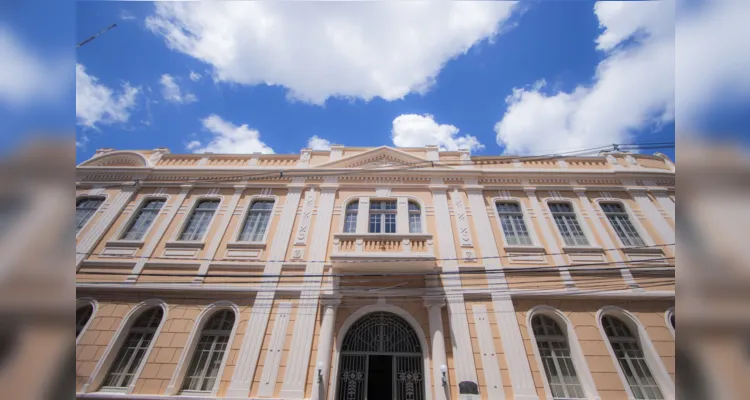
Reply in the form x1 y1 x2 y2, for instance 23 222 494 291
121 199 165 240
408 202 422 233
76 197 104 233
496 202 532 246
179 200 219 241
238 200 274 242
369 200 397 233
344 201 358 233
549 203 589 246
601 203 645 247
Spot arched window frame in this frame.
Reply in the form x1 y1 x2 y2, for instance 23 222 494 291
82 299 168 394
543 198 598 248
342 199 360 233
112 195 170 242
491 197 541 247
526 306 600 400
76 298 98 345
233 195 278 243
596 306 674 400
665 307 675 337
166 301 240 396
593 199 655 248
172 195 224 242
76 195 107 238
408 200 423 233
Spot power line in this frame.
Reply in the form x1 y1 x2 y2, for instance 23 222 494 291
77 23 117 49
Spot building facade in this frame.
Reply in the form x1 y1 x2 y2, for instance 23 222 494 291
75 145 675 400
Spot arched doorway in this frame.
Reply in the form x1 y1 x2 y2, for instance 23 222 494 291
336 312 425 400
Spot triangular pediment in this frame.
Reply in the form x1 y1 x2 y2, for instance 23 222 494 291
319 146 447 169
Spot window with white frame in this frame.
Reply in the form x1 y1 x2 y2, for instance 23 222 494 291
238 200 274 242
121 199 165 240
600 203 645 247
549 202 589 246
76 304 94 338
602 316 664 400
496 202 532 245
179 200 219 241
102 307 164 389
369 200 397 233
408 201 422 233
181 310 235 393
343 201 358 233
532 315 585 400
76 197 104 233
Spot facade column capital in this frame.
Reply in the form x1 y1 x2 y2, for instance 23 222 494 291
523 186 537 195
648 187 669 195
464 185 484 194
320 295 341 308
572 187 588 194
423 297 446 310
626 187 649 195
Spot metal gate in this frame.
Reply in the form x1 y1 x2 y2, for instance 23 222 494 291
336 312 425 400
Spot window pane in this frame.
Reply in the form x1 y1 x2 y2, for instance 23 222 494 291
408 202 420 212
409 213 421 233
603 316 663 399
601 203 645 247
76 198 104 233
103 308 163 388
182 311 234 393
180 200 219 241
76 305 93 337
239 200 273 241
384 214 396 233
550 203 589 246
369 214 381 233
532 316 585 399
122 199 165 240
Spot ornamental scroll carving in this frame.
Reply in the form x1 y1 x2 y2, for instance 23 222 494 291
294 189 316 245
451 189 473 248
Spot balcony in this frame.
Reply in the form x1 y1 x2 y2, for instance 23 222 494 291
330 233 436 271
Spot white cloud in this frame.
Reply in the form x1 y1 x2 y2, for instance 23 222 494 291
392 114 484 152
120 10 136 21
160 73 197 103
76 64 139 129
307 135 332 150
494 1 674 155
146 2 517 105
0 27 70 107
189 71 202 82
188 114 274 154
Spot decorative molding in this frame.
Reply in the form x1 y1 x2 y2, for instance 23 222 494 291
450 189 473 248
294 188 317 245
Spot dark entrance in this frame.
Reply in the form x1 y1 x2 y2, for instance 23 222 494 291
367 355 393 399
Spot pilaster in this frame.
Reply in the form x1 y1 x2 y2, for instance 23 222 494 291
194 186 245 282
627 187 675 244
425 297 450 400
312 296 341 400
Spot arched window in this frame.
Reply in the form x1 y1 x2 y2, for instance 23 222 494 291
344 201 358 233
602 316 664 399
121 199 165 240
179 199 219 241
600 203 645 247
76 197 104 233
181 310 235 393
239 200 274 241
102 307 164 389
408 202 421 233
531 315 585 399
496 202 532 245
549 202 588 246
76 304 94 338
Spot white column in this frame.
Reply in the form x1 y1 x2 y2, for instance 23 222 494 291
312 296 341 400
523 188 575 288
465 186 538 399
280 181 338 398
128 184 192 280
628 188 675 244
397 197 409 234
355 196 370 234
650 188 675 221
425 298 451 400
430 181 478 395
194 185 245 281
226 182 305 398
573 188 639 288
76 183 138 270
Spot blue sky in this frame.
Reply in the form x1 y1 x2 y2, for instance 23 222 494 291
5 1 750 164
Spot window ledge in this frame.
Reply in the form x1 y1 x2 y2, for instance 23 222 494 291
561 246 605 253
226 241 267 250
621 246 664 255
334 232 433 240
504 245 546 253
105 240 145 248
165 240 205 250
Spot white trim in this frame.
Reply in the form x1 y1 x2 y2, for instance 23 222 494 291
328 304 434 400
526 306 600 400
113 195 171 242
232 194 279 244
595 306 675 400
76 298 99 345
490 197 542 247
257 302 292 396
625 189 675 245
592 198 655 248
166 301 240 396
171 195 225 243
665 307 675 337
76 194 109 239
471 305 505 399
79 150 151 168
82 299 169 394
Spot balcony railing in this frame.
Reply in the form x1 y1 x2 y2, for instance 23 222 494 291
331 233 435 267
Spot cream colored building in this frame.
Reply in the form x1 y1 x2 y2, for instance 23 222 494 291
75 145 675 400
